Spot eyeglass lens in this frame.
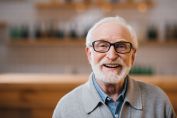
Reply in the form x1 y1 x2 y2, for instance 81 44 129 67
93 40 132 54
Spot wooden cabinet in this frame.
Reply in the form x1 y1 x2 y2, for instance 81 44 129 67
36 1 153 12
0 74 177 118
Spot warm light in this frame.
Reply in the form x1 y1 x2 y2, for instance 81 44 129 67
137 3 148 13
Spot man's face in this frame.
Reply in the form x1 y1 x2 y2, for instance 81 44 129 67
86 22 136 84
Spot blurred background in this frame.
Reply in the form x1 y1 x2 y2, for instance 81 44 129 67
0 0 177 75
0 0 177 118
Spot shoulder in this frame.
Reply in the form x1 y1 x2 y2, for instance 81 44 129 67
61 83 85 102
57 83 86 107
132 78 169 100
131 78 176 117
52 83 87 118
131 78 174 111
135 79 167 97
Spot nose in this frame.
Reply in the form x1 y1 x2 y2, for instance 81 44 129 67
106 46 119 60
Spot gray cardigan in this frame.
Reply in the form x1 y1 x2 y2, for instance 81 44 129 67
52 74 176 118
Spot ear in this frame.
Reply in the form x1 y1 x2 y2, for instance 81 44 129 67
85 47 92 64
131 49 136 66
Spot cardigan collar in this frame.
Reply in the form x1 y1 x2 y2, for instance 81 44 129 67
125 78 143 110
82 73 102 114
82 73 143 114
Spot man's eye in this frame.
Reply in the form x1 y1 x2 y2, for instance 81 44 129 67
99 44 108 47
116 44 126 48
119 45 126 48
96 42 109 47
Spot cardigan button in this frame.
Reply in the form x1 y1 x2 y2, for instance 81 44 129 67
115 114 118 118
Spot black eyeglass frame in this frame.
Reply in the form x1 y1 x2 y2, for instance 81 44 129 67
90 40 134 54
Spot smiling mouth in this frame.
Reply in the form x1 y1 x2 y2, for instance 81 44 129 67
103 64 122 69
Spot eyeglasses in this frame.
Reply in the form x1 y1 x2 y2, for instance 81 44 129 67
90 40 133 54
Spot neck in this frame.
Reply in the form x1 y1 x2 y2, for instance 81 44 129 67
96 79 125 101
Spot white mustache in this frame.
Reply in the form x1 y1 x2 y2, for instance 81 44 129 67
99 58 125 66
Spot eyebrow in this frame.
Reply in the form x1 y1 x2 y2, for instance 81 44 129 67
98 38 128 42
96 39 130 43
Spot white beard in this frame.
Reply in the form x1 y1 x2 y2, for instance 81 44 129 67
90 57 131 84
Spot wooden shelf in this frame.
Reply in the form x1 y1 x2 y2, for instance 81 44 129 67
36 1 154 11
0 21 7 28
139 40 177 47
36 2 90 10
99 2 153 11
8 38 85 47
8 38 177 47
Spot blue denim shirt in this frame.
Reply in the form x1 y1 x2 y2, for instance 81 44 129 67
92 74 128 118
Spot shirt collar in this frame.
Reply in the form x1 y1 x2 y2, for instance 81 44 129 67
92 73 128 103
92 74 107 102
81 73 143 114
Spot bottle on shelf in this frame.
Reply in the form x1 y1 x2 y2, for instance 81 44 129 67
34 23 42 39
21 25 29 39
9 24 30 40
165 23 177 41
146 25 158 41
130 65 154 75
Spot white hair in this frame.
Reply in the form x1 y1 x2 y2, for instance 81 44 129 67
86 16 138 49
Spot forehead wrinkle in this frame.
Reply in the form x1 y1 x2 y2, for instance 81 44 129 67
92 22 132 43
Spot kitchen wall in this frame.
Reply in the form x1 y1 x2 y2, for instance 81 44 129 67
0 0 177 75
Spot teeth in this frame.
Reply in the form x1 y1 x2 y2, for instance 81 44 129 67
104 64 121 68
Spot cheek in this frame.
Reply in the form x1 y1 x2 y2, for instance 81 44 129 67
123 55 134 67
91 52 105 64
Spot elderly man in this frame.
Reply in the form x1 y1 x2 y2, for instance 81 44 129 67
52 16 176 118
